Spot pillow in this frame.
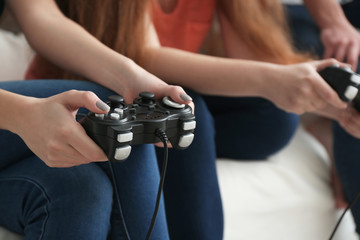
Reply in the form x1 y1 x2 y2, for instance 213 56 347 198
0 29 34 81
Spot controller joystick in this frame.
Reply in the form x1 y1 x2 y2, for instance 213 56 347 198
138 92 155 104
319 65 360 111
81 92 196 161
108 95 126 109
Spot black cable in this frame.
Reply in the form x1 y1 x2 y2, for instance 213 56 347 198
145 129 169 240
329 188 360 240
108 160 131 240
108 128 169 240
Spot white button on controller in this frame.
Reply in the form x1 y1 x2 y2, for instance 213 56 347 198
162 96 185 109
114 146 132 161
114 108 124 117
95 113 104 119
351 75 360 85
117 132 133 143
345 85 359 101
183 121 196 131
110 113 120 120
178 133 194 148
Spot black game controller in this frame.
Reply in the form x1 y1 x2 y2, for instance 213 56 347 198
80 92 196 161
319 65 360 111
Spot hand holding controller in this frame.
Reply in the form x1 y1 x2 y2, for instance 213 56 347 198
319 66 360 111
80 92 196 161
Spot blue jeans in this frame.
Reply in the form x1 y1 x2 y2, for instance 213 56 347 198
286 3 360 233
0 80 223 239
203 96 300 160
156 94 223 240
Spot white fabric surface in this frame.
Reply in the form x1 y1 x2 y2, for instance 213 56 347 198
217 126 358 240
0 25 358 240
0 29 33 81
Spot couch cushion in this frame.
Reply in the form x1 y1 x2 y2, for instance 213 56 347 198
0 29 33 81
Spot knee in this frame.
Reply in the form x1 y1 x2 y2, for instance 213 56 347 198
48 164 113 209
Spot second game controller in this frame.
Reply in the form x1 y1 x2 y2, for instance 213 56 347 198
319 66 360 111
80 92 196 161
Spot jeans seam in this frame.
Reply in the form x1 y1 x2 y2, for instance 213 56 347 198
0 177 50 240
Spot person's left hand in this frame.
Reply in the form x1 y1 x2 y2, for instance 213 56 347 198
321 22 360 71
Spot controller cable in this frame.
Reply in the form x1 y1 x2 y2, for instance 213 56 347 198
328 188 360 240
107 128 169 240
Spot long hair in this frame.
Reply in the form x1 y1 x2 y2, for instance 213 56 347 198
217 0 312 64
34 0 150 80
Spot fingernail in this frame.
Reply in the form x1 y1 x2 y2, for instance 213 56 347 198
96 100 110 111
180 93 192 102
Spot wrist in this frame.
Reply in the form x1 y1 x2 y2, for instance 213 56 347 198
90 52 137 95
0 91 38 134
254 63 281 100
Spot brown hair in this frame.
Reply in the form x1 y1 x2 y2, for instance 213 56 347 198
217 0 312 64
35 0 150 80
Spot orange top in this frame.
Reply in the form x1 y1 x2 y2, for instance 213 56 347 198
26 0 216 79
152 0 216 53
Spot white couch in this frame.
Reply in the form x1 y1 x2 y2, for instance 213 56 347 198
0 29 358 240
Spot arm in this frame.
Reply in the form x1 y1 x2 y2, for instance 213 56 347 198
0 89 110 167
7 0 191 104
303 0 360 70
144 22 346 114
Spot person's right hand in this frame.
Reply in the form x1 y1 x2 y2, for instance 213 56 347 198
13 90 110 168
262 59 348 114
111 58 193 107
320 21 360 71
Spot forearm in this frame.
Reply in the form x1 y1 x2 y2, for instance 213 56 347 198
0 89 34 133
7 0 132 93
303 0 349 28
144 46 276 97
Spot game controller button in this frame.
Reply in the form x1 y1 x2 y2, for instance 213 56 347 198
114 108 124 117
117 132 133 143
139 92 155 105
351 75 360 85
114 145 131 161
183 120 196 131
110 113 120 120
95 113 105 119
108 95 125 109
162 96 185 109
345 85 359 101
344 67 354 73
140 92 155 99
178 133 194 148
108 95 124 103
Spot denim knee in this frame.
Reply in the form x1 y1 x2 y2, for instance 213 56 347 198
0 157 113 239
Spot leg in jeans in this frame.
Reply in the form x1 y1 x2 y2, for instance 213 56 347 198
203 96 300 160
0 80 169 239
333 122 360 233
0 156 113 240
157 91 224 240
286 2 360 233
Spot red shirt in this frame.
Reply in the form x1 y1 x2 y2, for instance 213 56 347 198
152 0 215 53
